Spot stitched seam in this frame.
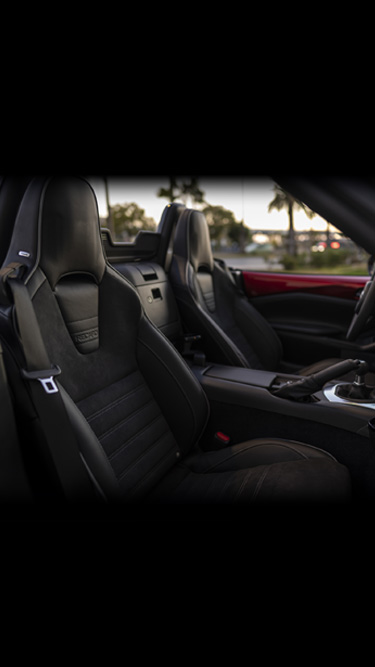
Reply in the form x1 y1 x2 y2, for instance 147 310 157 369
86 382 145 423
126 445 177 498
107 412 165 460
117 429 175 482
78 368 140 405
233 469 255 502
202 443 267 472
100 397 154 442
252 468 269 501
203 441 310 473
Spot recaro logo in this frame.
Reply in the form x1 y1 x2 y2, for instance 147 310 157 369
73 329 99 344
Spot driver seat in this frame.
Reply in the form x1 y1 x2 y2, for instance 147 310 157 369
0 176 351 507
169 208 340 375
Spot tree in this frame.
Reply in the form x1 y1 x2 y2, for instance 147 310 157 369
111 202 156 241
202 204 237 244
268 184 315 256
157 177 205 207
202 204 252 251
227 220 252 252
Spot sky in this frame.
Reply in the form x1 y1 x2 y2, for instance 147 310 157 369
88 176 333 233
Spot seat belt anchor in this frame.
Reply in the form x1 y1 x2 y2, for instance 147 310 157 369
21 364 61 394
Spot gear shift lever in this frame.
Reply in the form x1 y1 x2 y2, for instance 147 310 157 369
349 360 369 398
336 360 370 400
273 358 364 400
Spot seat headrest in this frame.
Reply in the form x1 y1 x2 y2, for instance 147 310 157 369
0 176 33 267
173 209 213 273
3 175 106 288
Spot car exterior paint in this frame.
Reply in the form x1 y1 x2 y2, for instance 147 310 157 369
242 271 368 301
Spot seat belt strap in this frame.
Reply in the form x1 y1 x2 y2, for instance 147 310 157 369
1 264 99 503
0 339 34 501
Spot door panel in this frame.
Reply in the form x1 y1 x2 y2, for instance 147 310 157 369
249 292 355 336
250 292 356 367
241 271 368 368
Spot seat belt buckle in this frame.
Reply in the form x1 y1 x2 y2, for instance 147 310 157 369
214 431 231 446
21 364 61 394
182 333 202 356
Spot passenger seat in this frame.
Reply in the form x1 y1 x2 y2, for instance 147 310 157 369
169 208 341 374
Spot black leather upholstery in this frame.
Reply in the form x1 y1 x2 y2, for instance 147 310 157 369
170 208 340 374
0 177 351 506
157 202 186 271
0 176 32 266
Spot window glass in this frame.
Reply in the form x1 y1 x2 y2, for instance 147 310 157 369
89 176 370 276
199 177 370 276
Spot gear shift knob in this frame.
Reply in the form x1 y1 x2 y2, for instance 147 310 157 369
353 360 369 387
339 359 370 400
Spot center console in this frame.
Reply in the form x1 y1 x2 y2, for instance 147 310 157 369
192 361 375 440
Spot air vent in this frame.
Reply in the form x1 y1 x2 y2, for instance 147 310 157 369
142 271 158 281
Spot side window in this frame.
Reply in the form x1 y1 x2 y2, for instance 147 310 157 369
202 178 370 277
88 176 370 276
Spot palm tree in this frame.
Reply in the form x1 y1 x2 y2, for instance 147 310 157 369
268 184 315 256
157 177 205 207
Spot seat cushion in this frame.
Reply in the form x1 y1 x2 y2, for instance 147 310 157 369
146 438 351 504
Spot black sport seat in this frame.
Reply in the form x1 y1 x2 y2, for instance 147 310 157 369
156 201 186 271
0 177 351 507
169 208 340 374
0 176 33 265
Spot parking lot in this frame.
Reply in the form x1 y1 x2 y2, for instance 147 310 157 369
215 255 283 271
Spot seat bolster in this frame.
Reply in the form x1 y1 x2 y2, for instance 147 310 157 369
211 263 283 370
233 297 284 371
59 384 122 502
147 438 351 505
174 438 351 504
185 438 338 473
136 314 210 456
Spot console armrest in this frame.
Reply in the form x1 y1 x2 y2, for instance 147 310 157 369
205 365 277 388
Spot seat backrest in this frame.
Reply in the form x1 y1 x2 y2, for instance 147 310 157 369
0 176 33 266
169 208 283 371
156 202 185 271
0 177 209 502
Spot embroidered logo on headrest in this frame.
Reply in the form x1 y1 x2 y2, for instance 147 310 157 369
72 328 99 345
